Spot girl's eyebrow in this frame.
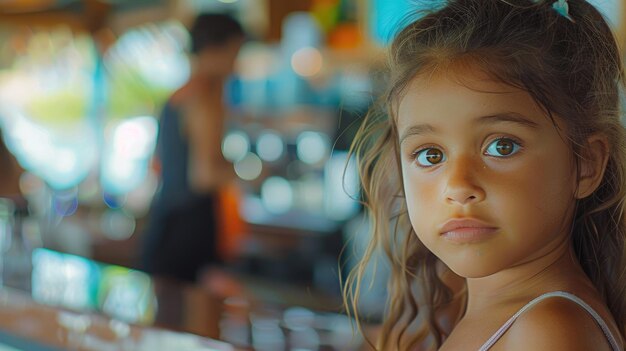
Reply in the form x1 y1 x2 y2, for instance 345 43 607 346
399 124 437 144
399 112 540 144
476 112 540 129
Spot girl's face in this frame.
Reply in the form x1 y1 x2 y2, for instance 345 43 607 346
397 67 578 278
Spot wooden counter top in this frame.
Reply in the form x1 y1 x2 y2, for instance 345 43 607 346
0 248 364 350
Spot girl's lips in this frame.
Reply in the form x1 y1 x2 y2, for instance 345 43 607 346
439 218 498 243
441 227 499 243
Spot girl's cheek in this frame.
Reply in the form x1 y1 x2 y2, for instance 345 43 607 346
404 172 441 208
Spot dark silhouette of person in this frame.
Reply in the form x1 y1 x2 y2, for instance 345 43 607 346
140 13 245 282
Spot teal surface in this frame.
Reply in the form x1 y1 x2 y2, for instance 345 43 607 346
0 330 64 351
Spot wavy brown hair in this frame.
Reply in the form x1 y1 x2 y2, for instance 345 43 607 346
343 0 626 349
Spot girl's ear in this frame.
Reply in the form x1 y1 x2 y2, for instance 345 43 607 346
575 133 609 199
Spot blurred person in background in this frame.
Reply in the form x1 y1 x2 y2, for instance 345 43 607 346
140 13 245 283
0 129 25 207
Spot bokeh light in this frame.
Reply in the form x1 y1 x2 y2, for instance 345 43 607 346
291 47 323 77
100 209 136 241
222 131 250 162
256 130 284 162
112 119 154 159
324 151 360 221
296 131 329 165
234 152 262 181
1 113 97 190
105 21 190 90
101 116 157 195
261 177 293 214
32 249 93 311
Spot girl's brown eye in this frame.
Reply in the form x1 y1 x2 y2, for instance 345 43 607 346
497 139 513 155
485 138 521 157
416 148 446 166
426 149 443 163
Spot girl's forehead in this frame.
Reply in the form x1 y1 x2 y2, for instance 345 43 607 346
395 66 562 132
405 64 517 97
399 69 529 112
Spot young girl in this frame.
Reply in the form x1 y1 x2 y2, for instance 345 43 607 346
344 0 626 350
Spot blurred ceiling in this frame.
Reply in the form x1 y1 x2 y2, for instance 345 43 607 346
0 0 74 14
0 0 162 14
0 0 168 32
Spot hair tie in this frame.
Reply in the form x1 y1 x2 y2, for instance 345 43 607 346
551 0 575 22
533 0 575 23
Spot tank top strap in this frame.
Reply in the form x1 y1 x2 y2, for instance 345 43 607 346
478 291 621 351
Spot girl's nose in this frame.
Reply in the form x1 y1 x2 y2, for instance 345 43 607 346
443 156 486 205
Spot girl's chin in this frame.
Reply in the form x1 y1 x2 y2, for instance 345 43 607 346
440 257 504 279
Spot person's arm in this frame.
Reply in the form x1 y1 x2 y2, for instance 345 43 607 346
181 80 235 193
0 134 23 198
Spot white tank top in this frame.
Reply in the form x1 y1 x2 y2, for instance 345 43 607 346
478 291 621 351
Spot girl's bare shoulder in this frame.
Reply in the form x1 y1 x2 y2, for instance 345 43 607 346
500 296 619 351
